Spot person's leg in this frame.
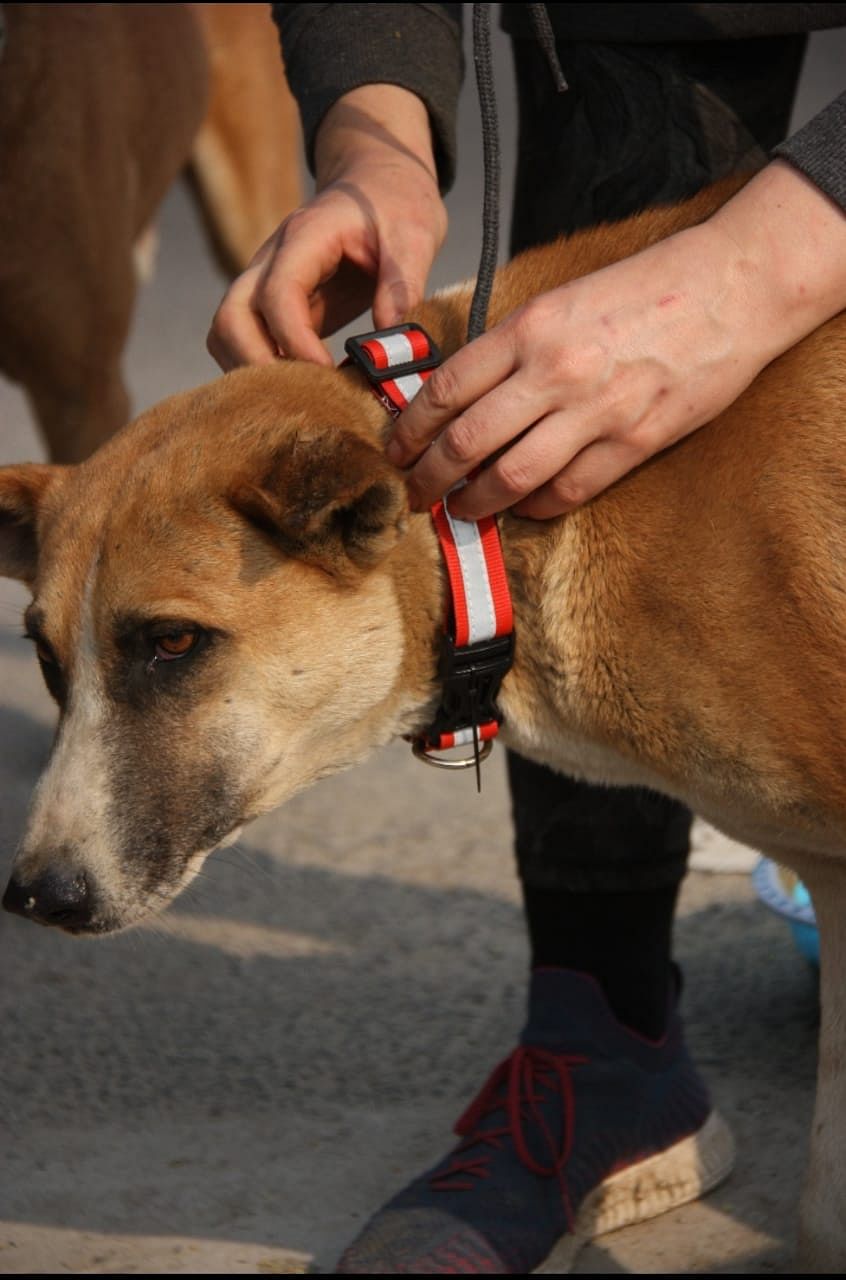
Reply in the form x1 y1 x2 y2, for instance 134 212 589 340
509 756 688 1039
338 33 807 1274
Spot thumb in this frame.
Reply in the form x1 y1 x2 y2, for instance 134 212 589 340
372 233 432 329
373 275 425 331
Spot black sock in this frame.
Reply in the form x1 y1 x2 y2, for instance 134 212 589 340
521 882 680 1041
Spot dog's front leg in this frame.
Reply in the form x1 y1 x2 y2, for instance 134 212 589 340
794 855 846 1271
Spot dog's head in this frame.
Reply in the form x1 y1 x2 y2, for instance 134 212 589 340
0 363 442 933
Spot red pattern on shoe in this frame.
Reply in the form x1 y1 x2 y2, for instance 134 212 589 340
431 1045 588 1226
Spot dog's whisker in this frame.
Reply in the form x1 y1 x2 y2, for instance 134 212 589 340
209 850 273 884
216 842 278 885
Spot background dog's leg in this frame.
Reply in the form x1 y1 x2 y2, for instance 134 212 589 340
0 245 136 464
188 3 303 275
24 360 130 465
0 271 134 464
794 855 846 1271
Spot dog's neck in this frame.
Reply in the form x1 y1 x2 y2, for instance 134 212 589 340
337 360 571 766
349 287 635 782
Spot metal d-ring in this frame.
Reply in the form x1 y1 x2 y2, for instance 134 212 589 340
412 738 494 769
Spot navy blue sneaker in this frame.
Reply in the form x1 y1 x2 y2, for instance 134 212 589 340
337 968 734 1273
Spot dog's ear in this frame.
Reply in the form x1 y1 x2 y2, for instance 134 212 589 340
228 427 409 576
0 465 65 585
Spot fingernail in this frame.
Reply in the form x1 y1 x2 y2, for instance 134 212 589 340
385 439 404 465
388 282 412 322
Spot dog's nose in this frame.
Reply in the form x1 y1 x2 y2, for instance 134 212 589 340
2 868 92 928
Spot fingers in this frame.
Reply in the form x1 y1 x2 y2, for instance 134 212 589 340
208 196 441 372
402 372 543 511
511 437 644 520
209 200 364 370
246 220 345 365
386 327 517 468
207 265 284 371
443 411 598 520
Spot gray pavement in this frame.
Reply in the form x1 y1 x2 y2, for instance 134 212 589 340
1 20 845 1276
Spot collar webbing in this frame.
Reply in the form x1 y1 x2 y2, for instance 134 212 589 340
345 323 514 781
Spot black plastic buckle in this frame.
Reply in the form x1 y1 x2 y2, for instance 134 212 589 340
344 324 442 383
425 632 515 747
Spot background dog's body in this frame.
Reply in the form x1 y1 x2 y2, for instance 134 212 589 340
2 180 846 1265
0 3 300 464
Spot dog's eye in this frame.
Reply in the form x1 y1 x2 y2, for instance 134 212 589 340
23 633 66 703
23 631 58 668
35 640 57 667
154 630 200 661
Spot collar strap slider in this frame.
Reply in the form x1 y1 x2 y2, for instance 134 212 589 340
345 324 442 383
344 324 442 419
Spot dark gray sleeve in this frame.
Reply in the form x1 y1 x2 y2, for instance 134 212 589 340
773 92 846 210
272 3 464 192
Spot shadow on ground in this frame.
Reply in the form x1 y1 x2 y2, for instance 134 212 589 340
0 751 819 1273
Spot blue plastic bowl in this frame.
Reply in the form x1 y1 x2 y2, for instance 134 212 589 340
752 858 819 966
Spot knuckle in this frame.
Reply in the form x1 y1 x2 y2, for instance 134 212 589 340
512 309 605 391
255 275 278 315
550 342 605 386
440 418 478 467
424 364 461 415
278 205 312 239
550 473 590 508
512 293 559 343
625 418 661 458
510 301 543 348
494 456 535 501
210 299 237 346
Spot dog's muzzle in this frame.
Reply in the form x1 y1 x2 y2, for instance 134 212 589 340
3 864 93 930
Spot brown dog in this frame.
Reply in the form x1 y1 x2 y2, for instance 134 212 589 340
1 179 845 1268
0 3 300 464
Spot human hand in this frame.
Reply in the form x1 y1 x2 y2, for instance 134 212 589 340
387 161 846 520
208 85 447 370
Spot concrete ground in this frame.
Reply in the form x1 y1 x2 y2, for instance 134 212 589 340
1 20 844 1276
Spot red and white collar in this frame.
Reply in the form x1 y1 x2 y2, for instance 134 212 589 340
345 324 514 784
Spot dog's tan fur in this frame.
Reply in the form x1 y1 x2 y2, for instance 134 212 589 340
0 3 301 463
2 179 846 1266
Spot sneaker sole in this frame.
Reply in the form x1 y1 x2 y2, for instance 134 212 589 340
535 1110 736 1273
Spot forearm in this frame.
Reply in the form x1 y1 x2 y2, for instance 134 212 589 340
706 158 846 358
272 2 463 190
315 84 439 189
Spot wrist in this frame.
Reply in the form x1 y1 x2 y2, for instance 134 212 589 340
315 84 439 191
706 160 846 356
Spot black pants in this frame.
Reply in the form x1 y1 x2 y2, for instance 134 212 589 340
507 34 806 893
